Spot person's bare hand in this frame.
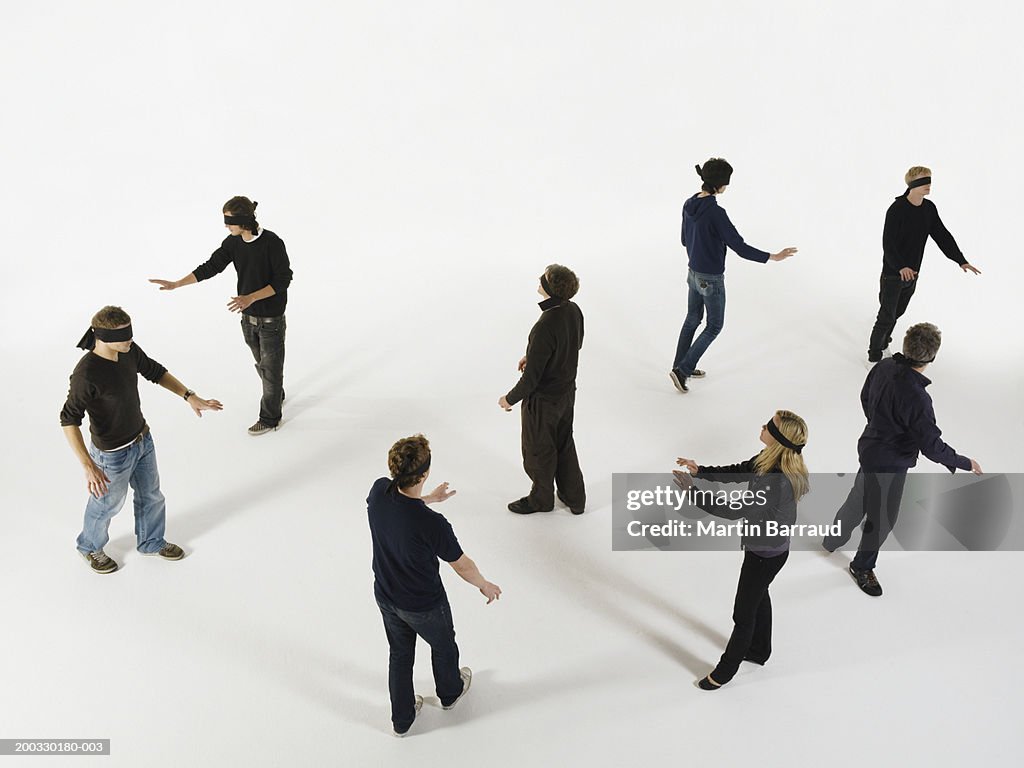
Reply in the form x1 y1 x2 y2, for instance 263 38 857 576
517 356 527 372
422 482 457 504
227 295 253 312
85 461 110 498
961 263 982 275
673 469 695 491
480 581 502 604
969 459 983 475
676 457 699 473
498 396 512 412
149 279 178 291
899 267 918 281
769 247 798 261
188 395 224 418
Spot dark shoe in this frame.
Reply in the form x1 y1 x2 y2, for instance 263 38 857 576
697 674 723 691
392 694 424 737
556 490 585 515
441 668 472 710
669 370 689 393
849 564 882 596
508 498 549 515
142 542 185 561
690 369 706 378
248 421 279 436
80 549 118 574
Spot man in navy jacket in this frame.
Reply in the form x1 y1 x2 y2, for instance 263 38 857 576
825 323 982 596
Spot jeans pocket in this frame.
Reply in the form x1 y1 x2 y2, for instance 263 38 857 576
98 446 131 473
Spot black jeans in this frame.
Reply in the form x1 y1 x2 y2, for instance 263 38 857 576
241 314 286 427
521 390 586 511
377 596 464 732
868 275 917 359
712 550 789 685
826 468 908 572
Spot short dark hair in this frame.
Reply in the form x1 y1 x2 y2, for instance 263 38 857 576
223 196 259 234
91 305 131 329
387 434 431 490
903 322 941 363
544 264 579 300
698 158 733 193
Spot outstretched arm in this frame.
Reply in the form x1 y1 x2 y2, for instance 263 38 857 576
157 372 223 418
449 555 502 603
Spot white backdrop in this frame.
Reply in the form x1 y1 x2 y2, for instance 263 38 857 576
2 1 1022 766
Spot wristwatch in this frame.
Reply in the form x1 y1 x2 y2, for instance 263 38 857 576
183 389 195 401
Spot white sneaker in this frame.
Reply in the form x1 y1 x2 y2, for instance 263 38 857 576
442 668 473 710
392 695 423 737
881 347 893 358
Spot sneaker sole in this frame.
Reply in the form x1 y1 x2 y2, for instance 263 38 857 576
140 551 185 560
248 427 280 436
668 371 688 393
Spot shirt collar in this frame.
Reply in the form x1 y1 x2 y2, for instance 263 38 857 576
539 297 562 311
893 353 932 386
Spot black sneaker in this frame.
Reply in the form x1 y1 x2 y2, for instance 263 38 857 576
441 668 473 710
669 370 689 393
392 694 424 737
849 564 882 596
556 490 585 516
81 549 118 574
690 369 706 378
507 498 550 515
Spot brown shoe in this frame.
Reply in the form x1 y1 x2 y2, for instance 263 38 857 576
142 543 185 561
80 549 119 574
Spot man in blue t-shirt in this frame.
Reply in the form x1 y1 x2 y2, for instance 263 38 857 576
367 434 502 737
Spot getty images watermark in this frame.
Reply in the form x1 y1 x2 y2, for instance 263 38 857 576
612 473 1021 552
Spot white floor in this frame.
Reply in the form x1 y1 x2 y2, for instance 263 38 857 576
3 2 1023 766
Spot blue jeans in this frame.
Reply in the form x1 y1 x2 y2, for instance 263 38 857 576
76 432 167 555
377 596 464 732
673 269 726 376
241 314 286 427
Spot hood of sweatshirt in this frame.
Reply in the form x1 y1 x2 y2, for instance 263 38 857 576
683 193 719 221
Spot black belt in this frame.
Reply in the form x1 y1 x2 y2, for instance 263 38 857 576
244 314 283 325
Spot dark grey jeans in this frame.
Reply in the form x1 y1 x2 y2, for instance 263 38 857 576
241 314 286 427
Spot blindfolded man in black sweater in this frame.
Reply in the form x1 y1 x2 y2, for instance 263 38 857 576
867 167 981 363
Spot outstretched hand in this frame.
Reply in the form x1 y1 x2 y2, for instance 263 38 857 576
422 482 457 504
498 396 512 412
227 295 253 312
961 263 982 275
969 459 983 475
770 247 798 261
149 278 178 291
672 470 695 491
188 395 224 418
676 457 699 473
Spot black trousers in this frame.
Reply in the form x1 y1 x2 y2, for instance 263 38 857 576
520 390 586 512
712 549 789 685
868 275 917 359
825 468 908 572
241 314 286 426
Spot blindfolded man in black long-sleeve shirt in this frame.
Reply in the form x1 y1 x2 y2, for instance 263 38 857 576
867 166 981 363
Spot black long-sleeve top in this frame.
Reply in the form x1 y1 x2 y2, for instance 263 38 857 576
881 195 966 276
192 229 293 317
59 344 168 450
857 354 971 472
694 456 797 556
505 298 584 406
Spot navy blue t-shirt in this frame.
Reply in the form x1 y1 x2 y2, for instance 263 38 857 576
367 477 464 611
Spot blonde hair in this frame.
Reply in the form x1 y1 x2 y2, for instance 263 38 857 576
905 166 932 185
753 410 810 501
91 305 131 329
